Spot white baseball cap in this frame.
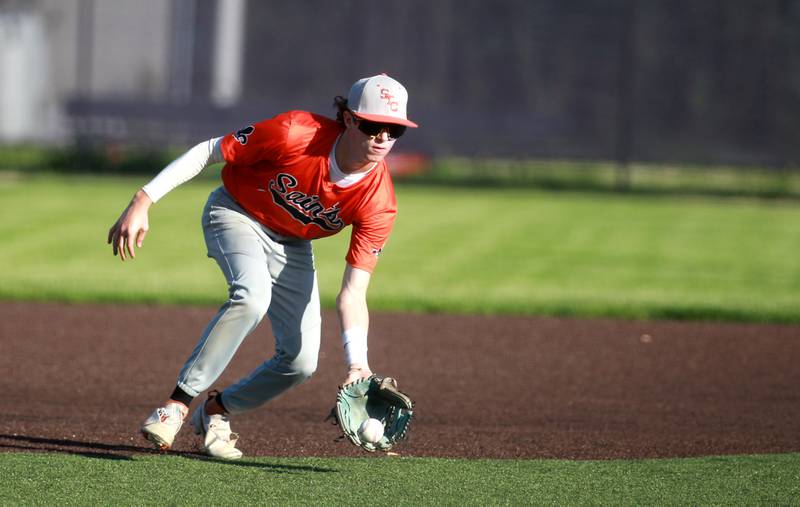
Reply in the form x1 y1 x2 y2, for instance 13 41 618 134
347 74 418 128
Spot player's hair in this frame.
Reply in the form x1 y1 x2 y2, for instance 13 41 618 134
333 95 348 123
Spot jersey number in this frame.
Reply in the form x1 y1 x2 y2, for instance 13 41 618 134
234 125 255 145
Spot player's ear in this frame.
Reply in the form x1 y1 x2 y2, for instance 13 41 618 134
343 111 357 128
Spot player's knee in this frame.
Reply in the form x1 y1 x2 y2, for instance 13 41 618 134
242 297 268 321
230 287 269 322
296 324 320 379
273 321 320 380
288 348 318 380
294 353 318 380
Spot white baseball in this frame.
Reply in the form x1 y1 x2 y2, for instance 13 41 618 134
358 418 384 444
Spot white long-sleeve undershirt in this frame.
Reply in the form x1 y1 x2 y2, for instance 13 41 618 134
141 132 377 203
141 137 224 203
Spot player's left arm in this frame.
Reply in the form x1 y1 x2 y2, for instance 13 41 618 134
337 263 373 386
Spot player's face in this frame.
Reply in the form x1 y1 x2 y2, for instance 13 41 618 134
344 112 401 162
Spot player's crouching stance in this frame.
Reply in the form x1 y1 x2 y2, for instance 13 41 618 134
108 75 417 459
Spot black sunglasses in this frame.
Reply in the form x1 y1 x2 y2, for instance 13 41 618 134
353 116 407 140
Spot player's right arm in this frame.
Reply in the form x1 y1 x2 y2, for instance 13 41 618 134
107 137 223 261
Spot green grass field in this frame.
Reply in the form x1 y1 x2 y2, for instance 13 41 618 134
2 453 799 506
1 172 799 322
2 171 800 505
419 158 800 198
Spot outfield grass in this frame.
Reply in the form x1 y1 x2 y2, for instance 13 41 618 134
1 453 799 505
1 173 799 322
420 158 800 198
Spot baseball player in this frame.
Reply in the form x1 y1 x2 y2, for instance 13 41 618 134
107 74 417 459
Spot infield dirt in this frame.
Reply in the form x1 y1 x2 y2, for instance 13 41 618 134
1 301 799 459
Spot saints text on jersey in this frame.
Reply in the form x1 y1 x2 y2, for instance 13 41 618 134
269 173 344 231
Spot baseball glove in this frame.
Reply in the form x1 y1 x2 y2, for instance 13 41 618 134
328 375 414 452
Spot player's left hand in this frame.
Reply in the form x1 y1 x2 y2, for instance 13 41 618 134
342 363 372 387
329 375 415 452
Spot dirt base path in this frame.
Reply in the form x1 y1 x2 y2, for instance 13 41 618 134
1 301 798 459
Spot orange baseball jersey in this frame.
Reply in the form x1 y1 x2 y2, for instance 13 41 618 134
219 110 397 273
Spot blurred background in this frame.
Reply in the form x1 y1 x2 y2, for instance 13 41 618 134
1 0 798 174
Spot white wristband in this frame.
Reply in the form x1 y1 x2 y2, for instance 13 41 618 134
342 327 368 366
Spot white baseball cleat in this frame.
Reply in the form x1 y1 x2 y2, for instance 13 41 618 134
141 402 188 450
191 392 243 460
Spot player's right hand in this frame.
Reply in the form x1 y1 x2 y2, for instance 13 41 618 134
107 189 152 261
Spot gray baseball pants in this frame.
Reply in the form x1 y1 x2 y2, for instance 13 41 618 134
176 186 321 414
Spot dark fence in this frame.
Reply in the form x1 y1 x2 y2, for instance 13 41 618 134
67 0 800 168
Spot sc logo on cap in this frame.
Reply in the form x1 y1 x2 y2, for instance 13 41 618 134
379 88 399 112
